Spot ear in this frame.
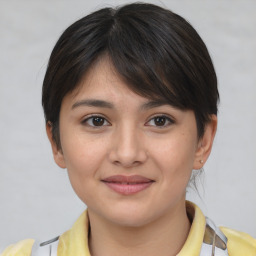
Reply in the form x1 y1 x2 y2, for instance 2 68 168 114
193 115 217 170
46 122 66 169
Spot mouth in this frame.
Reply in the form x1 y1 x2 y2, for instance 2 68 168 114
101 175 155 195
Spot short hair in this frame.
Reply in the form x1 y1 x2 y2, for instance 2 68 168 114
42 2 219 149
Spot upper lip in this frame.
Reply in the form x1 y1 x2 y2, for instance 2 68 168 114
102 175 154 184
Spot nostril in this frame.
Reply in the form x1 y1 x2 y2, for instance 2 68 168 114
108 133 148 167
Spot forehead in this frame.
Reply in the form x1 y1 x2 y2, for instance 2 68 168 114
67 56 166 106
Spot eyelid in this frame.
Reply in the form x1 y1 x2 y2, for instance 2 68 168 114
81 114 111 127
145 114 175 127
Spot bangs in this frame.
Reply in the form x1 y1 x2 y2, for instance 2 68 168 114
107 15 188 109
105 4 212 112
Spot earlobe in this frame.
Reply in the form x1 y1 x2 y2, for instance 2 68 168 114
193 115 217 170
46 122 66 169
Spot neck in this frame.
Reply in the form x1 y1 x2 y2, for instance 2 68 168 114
88 200 190 256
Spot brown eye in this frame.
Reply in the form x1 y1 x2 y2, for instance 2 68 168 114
92 117 105 126
82 116 109 127
154 116 167 126
146 115 174 127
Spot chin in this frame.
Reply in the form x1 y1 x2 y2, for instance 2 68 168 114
105 206 159 228
111 215 151 228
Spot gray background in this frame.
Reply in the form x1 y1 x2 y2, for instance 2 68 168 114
0 0 255 251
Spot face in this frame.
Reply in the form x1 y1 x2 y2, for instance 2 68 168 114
47 57 216 227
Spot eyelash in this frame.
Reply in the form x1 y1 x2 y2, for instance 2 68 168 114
81 115 110 128
81 114 174 128
146 115 174 128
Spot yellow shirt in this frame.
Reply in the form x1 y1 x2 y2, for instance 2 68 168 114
2 202 256 256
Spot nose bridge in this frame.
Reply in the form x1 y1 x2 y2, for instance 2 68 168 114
110 121 147 167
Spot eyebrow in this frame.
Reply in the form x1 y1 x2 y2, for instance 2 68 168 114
140 99 170 110
71 99 170 110
72 99 114 109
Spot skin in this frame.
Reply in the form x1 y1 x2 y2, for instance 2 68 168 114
47 57 217 256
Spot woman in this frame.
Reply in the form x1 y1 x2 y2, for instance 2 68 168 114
2 3 255 256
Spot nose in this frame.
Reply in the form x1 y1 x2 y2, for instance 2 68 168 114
108 125 148 168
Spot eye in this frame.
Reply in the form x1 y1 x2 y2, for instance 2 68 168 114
146 115 174 127
81 115 110 127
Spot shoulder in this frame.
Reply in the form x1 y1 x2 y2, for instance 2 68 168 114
1 239 34 256
220 226 256 256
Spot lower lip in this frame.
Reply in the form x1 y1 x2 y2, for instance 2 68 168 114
103 182 153 195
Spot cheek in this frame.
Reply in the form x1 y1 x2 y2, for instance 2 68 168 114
60 132 108 194
62 129 106 167
150 132 197 185
152 132 196 165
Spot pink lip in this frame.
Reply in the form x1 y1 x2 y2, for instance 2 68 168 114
102 175 154 195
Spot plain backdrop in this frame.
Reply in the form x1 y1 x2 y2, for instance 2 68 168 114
0 0 256 251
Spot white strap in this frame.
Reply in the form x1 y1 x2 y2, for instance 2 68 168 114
31 237 59 256
50 239 58 256
199 217 229 256
200 243 229 256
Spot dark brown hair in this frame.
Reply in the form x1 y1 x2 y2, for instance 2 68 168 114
42 2 219 149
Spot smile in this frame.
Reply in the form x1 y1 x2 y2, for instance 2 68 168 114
101 175 155 195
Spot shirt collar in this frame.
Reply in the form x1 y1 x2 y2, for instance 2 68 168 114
177 201 206 256
58 201 206 256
